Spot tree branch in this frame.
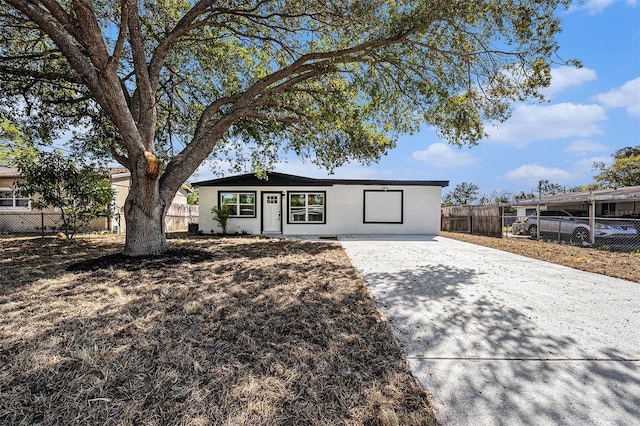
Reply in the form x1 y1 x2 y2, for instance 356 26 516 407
127 2 156 149
148 0 216 89
72 0 110 68
108 0 131 71
4 0 104 101
0 65 83 84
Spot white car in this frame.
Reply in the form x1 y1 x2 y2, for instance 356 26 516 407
511 209 638 242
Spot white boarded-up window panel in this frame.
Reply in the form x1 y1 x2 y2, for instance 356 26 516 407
364 191 402 223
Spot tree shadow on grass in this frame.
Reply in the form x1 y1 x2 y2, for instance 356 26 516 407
66 248 216 272
65 239 342 272
0 238 437 425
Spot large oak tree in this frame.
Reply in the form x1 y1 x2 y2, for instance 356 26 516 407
0 0 574 255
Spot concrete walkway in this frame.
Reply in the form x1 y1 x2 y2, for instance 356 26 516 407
339 235 640 426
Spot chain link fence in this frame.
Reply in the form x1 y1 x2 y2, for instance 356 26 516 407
0 212 94 236
1 206 199 237
511 214 640 250
1 212 61 233
441 206 640 252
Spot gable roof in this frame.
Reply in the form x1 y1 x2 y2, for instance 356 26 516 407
508 185 640 206
193 171 449 187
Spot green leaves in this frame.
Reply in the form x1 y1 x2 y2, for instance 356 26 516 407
0 118 37 167
443 182 480 206
2 0 577 174
211 204 232 234
594 146 640 188
14 149 114 238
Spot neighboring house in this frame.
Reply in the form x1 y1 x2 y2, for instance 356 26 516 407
109 167 197 233
0 167 197 234
193 172 449 235
509 186 640 219
0 168 29 209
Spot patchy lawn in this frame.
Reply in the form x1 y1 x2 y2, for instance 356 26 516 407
442 232 640 283
0 236 437 426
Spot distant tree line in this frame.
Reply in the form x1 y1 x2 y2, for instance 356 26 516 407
442 145 640 206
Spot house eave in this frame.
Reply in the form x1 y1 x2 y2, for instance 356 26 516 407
193 172 449 188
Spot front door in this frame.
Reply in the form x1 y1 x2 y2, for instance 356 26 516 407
262 192 281 233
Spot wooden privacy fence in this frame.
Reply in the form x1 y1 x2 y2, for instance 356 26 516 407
441 205 503 237
165 203 199 232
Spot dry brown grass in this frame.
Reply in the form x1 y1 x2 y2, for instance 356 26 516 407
0 236 437 426
441 232 640 283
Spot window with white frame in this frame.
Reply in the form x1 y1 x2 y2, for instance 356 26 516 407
288 192 325 223
0 188 31 210
219 192 256 217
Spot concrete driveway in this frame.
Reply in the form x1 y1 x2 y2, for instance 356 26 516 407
339 235 640 426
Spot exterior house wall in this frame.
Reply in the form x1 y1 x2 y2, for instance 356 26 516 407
199 184 442 235
0 176 16 188
111 175 195 233
172 190 188 205
111 174 131 213
1 169 196 234
0 176 58 213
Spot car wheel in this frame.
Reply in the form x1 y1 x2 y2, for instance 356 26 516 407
528 225 538 238
573 227 590 242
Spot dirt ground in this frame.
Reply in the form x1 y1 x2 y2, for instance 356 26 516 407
0 236 437 426
441 232 640 284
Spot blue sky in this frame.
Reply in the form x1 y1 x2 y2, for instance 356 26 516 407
196 0 640 197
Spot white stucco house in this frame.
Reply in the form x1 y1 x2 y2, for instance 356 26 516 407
193 172 449 236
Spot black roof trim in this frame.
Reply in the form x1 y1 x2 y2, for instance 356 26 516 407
193 172 449 188
328 178 449 187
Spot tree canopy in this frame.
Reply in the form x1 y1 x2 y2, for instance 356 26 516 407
0 0 575 255
442 181 479 206
594 145 640 188
537 179 565 196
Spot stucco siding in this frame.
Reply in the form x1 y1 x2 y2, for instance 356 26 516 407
198 184 442 235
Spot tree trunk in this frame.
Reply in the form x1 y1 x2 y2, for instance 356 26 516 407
122 168 169 256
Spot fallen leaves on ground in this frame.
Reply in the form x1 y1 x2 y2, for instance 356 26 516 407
0 236 437 426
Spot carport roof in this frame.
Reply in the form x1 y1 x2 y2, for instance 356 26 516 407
506 185 640 206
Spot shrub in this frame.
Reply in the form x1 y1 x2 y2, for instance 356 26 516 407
211 205 232 235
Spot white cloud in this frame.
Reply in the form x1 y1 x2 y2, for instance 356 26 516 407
486 103 607 146
582 0 616 14
572 156 611 172
542 66 597 97
594 77 640 116
275 159 386 179
569 0 637 14
411 143 477 168
504 164 572 187
564 140 609 155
